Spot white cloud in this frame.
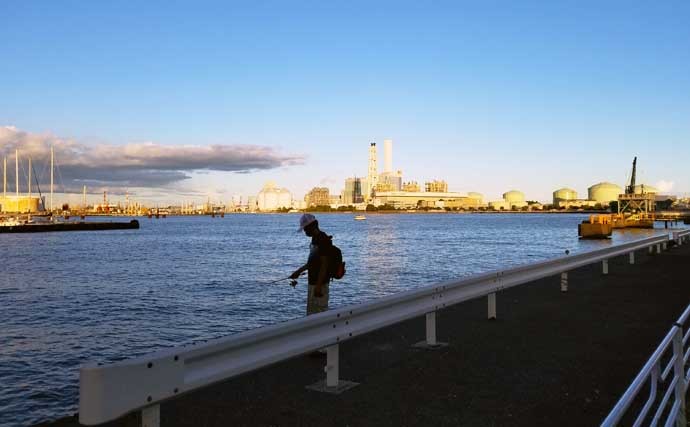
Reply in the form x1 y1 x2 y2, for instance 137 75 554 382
655 180 674 193
0 126 305 193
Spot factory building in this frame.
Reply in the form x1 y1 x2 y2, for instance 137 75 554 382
488 200 511 210
588 182 623 203
553 188 578 205
425 180 448 193
402 181 420 192
374 191 483 209
556 200 600 209
378 171 403 192
257 182 292 211
0 196 42 213
342 177 364 204
305 187 330 207
633 184 659 194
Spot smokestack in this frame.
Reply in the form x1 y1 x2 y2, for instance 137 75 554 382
366 142 378 202
383 139 393 173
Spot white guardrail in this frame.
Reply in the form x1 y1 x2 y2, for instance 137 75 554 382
80 233 680 426
601 304 690 427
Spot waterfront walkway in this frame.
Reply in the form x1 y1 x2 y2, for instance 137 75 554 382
45 241 690 427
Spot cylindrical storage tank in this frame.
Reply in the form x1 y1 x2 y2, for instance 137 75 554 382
468 192 483 201
588 182 622 203
553 188 578 205
502 190 525 204
633 184 659 194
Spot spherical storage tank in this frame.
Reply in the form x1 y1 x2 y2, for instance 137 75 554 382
588 182 622 203
502 190 525 203
553 188 578 204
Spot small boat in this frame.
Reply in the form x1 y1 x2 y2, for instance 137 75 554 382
354 215 366 221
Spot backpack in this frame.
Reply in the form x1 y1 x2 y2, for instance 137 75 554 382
328 244 346 280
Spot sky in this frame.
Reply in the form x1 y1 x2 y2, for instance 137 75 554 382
1 1 689 205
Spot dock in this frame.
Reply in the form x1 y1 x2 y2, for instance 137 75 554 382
41 239 689 427
1 219 139 233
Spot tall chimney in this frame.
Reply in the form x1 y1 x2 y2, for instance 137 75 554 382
366 142 378 202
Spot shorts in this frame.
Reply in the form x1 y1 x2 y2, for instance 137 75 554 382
307 283 329 315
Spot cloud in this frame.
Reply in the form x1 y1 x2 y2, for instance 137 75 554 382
0 126 305 193
655 180 674 193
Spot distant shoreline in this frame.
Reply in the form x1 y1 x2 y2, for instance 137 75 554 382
78 210 606 217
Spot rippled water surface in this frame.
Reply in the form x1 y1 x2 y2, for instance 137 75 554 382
0 213 679 426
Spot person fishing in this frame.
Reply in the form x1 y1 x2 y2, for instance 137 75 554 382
290 214 333 315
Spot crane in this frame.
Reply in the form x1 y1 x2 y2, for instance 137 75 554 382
625 157 637 195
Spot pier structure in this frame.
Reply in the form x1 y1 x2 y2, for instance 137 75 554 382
45 232 690 427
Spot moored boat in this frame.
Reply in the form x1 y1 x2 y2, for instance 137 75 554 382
578 214 613 239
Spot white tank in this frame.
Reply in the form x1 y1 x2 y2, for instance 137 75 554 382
553 188 578 204
588 182 622 203
502 190 525 203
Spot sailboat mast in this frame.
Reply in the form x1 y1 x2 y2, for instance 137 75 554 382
3 156 6 199
50 145 54 212
28 157 32 211
83 185 86 209
15 149 19 198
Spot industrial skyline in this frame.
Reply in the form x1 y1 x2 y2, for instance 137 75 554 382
1 138 681 213
0 134 687 211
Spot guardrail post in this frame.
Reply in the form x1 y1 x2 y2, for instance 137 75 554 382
141 404 160 427
629 251 635 264
662 242 667 251
413 312 448 349
673 232 680 246
649 245 654 255
426 312 437 345
672 328 687 426
307 344 358 394
488 293 496 320
326 344 339 388
602 259 609 275
560 272 568 292
656 244 662 254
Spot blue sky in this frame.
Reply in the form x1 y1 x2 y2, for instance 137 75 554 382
2 1 689 203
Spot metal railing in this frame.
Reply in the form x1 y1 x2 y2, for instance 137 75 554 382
79 234 673 426
601 305 690 427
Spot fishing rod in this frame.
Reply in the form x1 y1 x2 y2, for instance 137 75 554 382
264 271 305 286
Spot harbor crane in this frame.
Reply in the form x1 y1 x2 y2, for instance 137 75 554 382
618 156 654 223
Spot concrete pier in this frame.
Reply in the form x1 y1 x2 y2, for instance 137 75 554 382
42 242 690 427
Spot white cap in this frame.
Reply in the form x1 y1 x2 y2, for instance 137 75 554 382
297 213 317 232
